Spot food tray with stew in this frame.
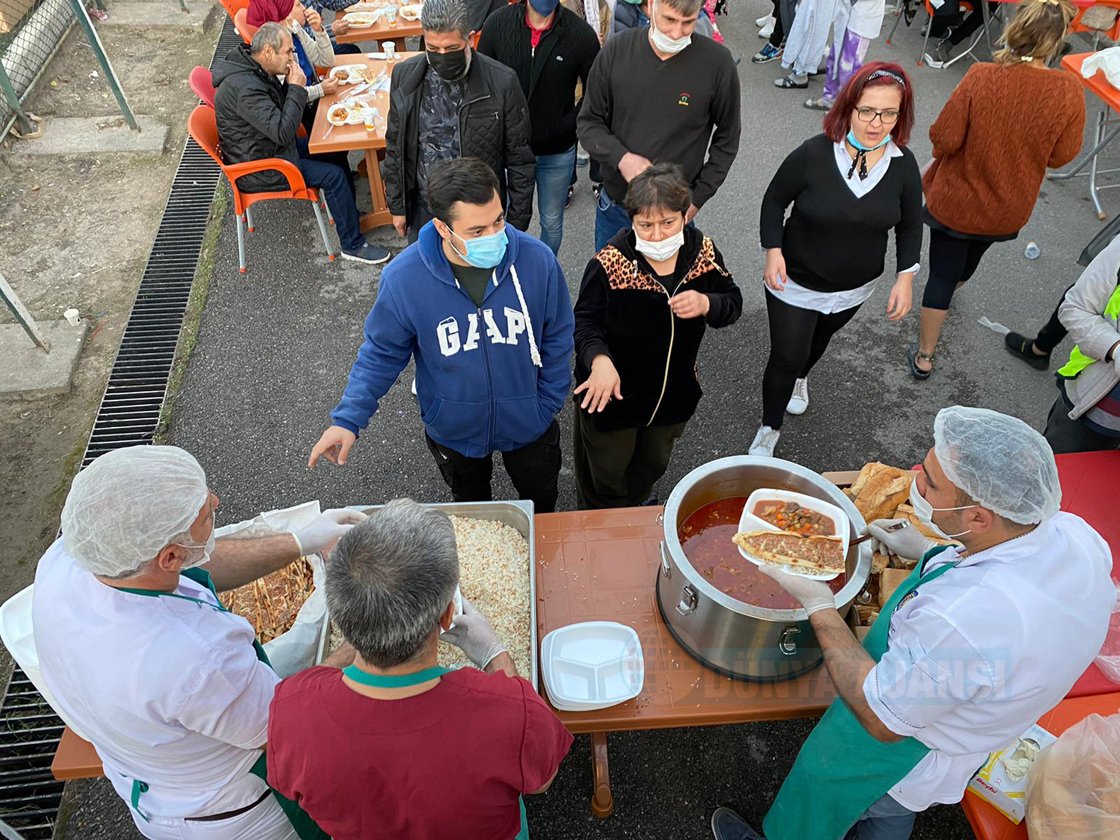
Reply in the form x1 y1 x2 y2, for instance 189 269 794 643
733 489 849 581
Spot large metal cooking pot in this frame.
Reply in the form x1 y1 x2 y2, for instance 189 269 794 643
657 456 871 682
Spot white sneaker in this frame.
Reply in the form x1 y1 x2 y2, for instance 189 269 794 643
755 13 774 26
758 20 775 38
786 378 809 415
748 425 781 457
411 377 417 395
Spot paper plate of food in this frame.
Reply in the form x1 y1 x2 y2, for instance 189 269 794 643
344 10 379 26
732 489 850 580
326 102 365 126
328 64 376 84
399 3 422 20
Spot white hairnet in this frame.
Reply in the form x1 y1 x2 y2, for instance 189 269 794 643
61 445 209 577
933 406 1061 525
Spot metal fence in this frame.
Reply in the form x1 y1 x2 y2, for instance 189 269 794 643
0 0 77 140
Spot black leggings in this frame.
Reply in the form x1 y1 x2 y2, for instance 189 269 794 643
921 228 994 310
768 0 786 46
762 291 862 429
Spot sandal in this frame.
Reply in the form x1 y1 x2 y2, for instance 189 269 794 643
774 74 809 89
804 97 831 111
1004 331 1051 370
908 345 934 380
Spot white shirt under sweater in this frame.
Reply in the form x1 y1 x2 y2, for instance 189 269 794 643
767 139 920 314
861 513 1114 811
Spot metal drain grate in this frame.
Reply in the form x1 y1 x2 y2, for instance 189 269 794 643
0 20 243 837
0 668 66 839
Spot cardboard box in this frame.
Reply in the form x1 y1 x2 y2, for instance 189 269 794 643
878 568 911 608
967 723 1056 823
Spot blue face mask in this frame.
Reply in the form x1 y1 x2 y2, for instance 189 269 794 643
528 0 560 14
846 129 891 152
449 227 508 269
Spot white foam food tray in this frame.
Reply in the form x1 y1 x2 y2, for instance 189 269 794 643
542 621 644 711
737 488 850 581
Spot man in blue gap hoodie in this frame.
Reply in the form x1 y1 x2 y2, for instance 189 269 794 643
309 157 574 512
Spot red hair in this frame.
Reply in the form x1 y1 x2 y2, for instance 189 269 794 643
822 61 915 148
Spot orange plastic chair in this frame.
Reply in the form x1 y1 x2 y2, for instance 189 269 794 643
189 66 217 108
219 0 250 21
234 8 258 43
186 105 334 274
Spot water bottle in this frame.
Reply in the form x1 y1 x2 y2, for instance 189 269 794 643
1024 241 1040 260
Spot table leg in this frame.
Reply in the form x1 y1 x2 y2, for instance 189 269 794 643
358 148 394 232
590 731 614 819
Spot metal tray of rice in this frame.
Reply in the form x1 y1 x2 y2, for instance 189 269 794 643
340 500 538 689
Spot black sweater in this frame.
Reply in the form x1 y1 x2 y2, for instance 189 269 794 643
477 3 600 156
576 27 740 207
759 134 924 293
574 226 742 431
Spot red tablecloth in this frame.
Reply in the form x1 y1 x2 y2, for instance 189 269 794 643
1059 451 1120 697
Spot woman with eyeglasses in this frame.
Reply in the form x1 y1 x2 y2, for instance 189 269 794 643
909 0 1083 379
752 61 920 458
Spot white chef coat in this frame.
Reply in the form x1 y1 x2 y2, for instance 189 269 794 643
32 539 280 821
766 140 918 315
862 512 1115 811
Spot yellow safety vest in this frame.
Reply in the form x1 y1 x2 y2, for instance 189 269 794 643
1057 285 1120 378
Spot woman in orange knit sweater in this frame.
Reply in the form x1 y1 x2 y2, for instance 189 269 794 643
908 0 1084 378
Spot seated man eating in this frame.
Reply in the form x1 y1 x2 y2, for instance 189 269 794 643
212 22 390 265
267 498 573 839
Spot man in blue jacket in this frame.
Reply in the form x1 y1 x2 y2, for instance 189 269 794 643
308 157 574 512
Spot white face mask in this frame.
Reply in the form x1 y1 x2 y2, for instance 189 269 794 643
909 478 975 540
634 228 684 262
176 527 216 570
649 4 692 54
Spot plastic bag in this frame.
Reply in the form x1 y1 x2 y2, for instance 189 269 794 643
1093 582 1120 685
1026 712 1120 840
215 501 328 679
1082 47 1120 90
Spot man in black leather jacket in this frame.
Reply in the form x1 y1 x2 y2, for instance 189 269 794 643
213 23 390 264
383 0 536 243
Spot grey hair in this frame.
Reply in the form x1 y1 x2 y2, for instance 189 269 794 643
421 0 471 36
659 0 705 17
327 499 459 669
250 21 288 55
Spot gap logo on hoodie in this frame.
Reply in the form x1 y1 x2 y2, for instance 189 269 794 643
437 307 528 356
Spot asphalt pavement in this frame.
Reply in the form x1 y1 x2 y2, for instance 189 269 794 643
54 4 1117 838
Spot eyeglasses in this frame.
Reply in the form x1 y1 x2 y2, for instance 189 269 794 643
854 107 900 124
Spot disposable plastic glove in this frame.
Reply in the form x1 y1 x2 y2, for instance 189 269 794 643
758 564 835 615
867 518 936 562
440 598 507 669
291 508 368 555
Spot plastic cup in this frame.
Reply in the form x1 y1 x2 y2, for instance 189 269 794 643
385 5 397 25
363 109 377 132
382 41 396 61
63 308 82 327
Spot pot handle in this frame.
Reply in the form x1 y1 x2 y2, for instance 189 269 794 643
677 585 697 616
778 625 800 656
659 541 671 579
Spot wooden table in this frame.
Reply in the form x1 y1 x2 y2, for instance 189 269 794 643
334 6 423 49
308 53 418 232
1049 52 1120 220
535 505 838 818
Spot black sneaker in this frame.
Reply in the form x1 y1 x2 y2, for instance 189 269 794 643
341 243 391 265
565 186 574 209
1004 332 1051 370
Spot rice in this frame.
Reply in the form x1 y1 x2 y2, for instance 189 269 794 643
328 515 534 679
438 516 533 678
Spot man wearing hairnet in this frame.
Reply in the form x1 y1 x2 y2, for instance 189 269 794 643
32 445 364 840
712 407 1115 840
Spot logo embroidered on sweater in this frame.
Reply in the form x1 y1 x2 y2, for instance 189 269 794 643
678 92 690 106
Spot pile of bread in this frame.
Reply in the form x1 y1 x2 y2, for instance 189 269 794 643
844 462 955 635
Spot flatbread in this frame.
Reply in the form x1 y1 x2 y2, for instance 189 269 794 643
733 530 846 575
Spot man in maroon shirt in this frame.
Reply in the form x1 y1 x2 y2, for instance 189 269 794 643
266 498 573 840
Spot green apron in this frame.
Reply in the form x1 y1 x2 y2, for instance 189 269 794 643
762 546 957 840
118 567 329 840
341 664 531 840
